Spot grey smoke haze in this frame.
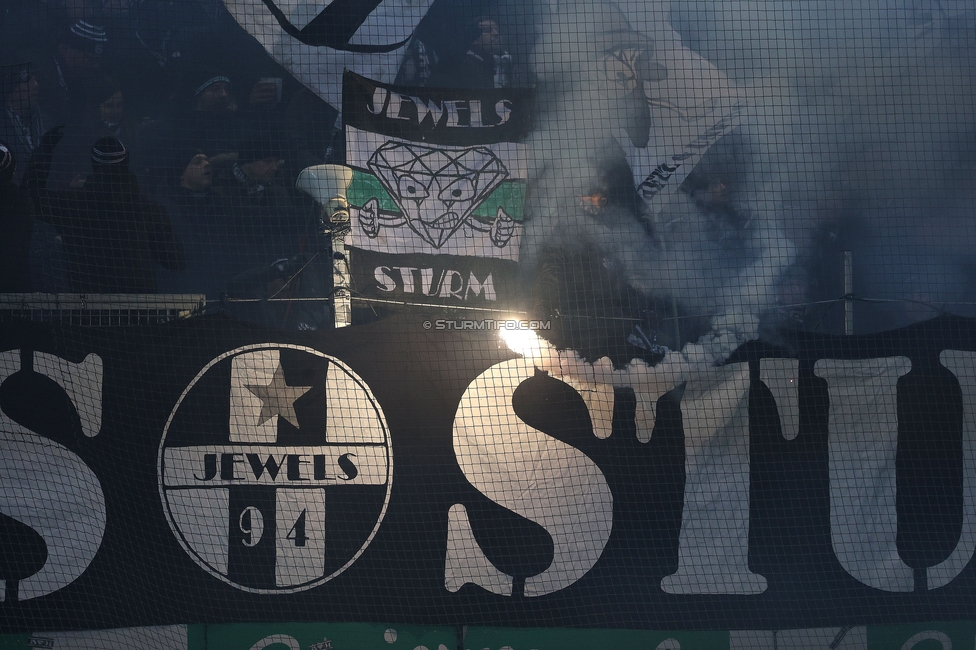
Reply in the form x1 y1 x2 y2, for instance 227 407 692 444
229 0 976 348
678 0 976 333
522 0 976 352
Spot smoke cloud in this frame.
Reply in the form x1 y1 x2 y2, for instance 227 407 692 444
680 0 976 333
521 0 976 362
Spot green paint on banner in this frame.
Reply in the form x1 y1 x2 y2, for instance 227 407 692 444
348 172 525 222
0 635 31 649
204 622 455 650
464 626 729 650
470 182 525 221
348 173 398 212
868 621 976 649
187 624 207 650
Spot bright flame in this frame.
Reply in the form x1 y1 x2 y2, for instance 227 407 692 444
499 321 544 358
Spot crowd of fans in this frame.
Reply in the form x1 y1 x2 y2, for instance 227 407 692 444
0 0 527 328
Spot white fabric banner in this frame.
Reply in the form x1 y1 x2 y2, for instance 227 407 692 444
223 0 435 108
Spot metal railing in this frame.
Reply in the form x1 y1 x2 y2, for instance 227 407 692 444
0 294 207 327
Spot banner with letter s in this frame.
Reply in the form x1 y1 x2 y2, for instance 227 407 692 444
3 315 976 634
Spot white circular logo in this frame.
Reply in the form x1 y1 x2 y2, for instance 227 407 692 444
158 344 392 593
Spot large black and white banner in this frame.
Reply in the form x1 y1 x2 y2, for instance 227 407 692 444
225 0 745 215
3 315 976 633
223 0 434 108
343 73 532 308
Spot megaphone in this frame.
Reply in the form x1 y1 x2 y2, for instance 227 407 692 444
296 164 354 227
296 164 356 328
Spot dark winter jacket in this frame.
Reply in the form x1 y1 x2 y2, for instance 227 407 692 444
0 180 34 291
36 167 185 293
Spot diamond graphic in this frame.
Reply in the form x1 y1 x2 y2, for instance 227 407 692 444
367 142 509 248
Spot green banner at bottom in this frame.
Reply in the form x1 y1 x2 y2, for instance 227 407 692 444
463 626 728 650
3 620 975 649
200 622 455 650
868 621 976 649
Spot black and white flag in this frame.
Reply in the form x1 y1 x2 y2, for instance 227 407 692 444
342 72 533 307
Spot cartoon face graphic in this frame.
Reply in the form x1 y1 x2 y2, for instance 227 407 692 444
367 142 509 248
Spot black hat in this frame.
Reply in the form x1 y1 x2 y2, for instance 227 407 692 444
91 136 128 167
64 21 108 55
0 141 14 183
190 66 232 97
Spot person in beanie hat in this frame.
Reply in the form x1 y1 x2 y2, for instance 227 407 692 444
34 20 109 125
42 76 151 190
192 70 237 114
146 64 241 180
90 135 129 167
428 16 514 89
0 60 48 184
63 21 109 59
0 140 34 290
31 131 186 293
